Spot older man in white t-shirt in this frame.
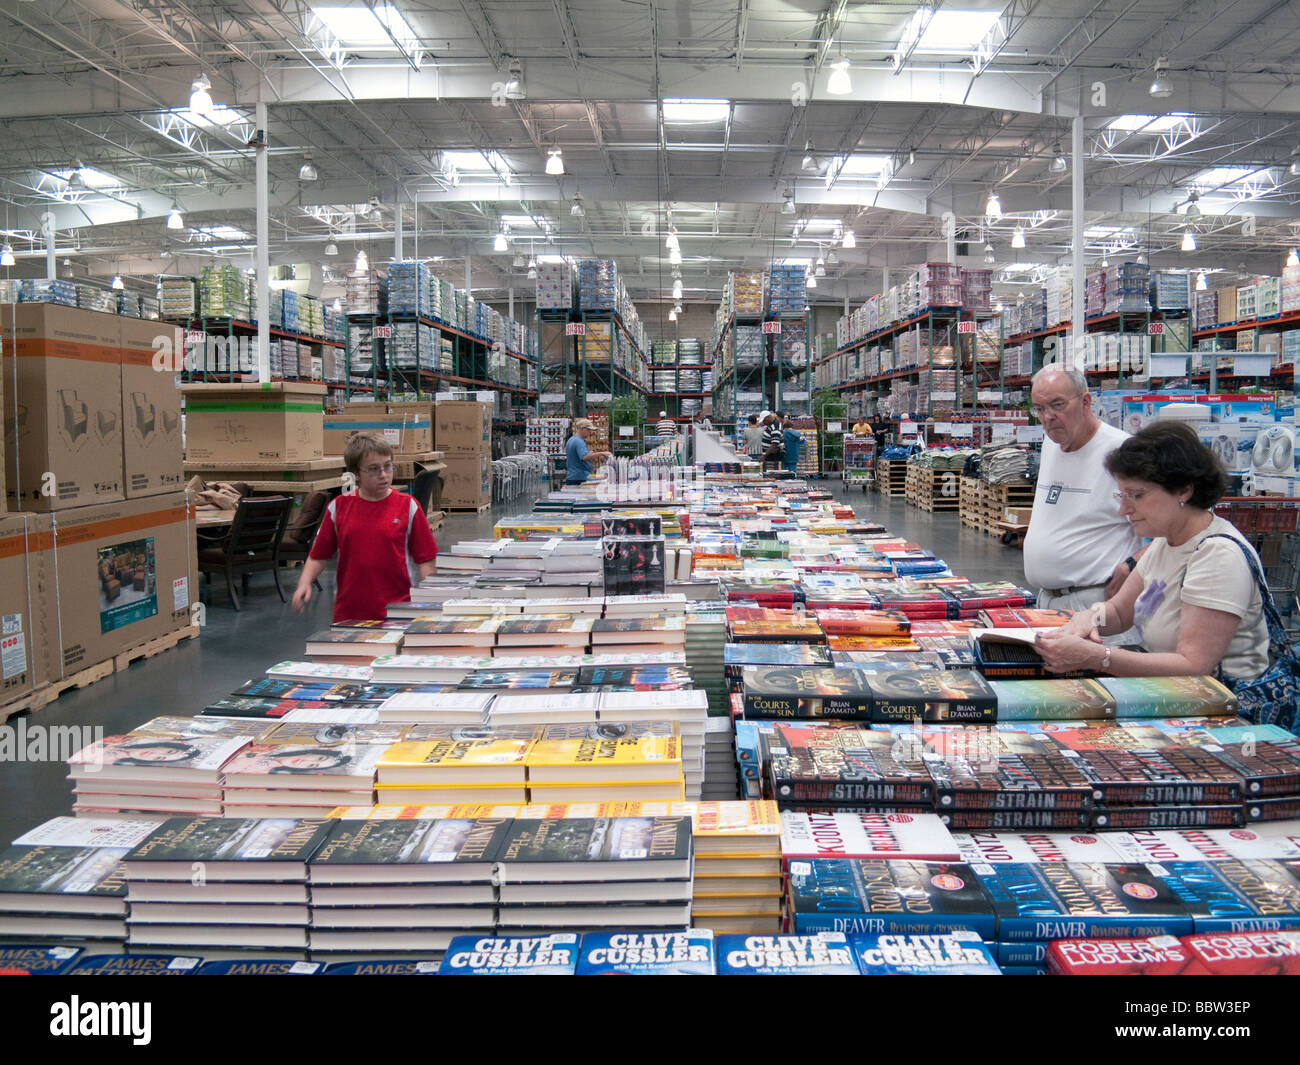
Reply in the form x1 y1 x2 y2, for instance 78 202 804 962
1023 366 1143 630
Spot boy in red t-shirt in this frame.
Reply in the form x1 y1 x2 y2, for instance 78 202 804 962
291 434 439 622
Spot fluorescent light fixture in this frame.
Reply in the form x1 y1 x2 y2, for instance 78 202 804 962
545 148 564 176
841 229 855 249
1106 114 1189 134
1181 228 1197 252
191 224 248 241
826 58 851 96
914 9 1001 52
806 272 817 289
1149 56 1173 99
441 150 510 173
324 241 338 256
661 98 731 122
669 246 682 265
0 244 13 267
494 230 509 252
298 154 318 181
984 243 995 264
1196 271 1208 290
985 192 1002 219
571 195 584 218
672 278 683 299
1289 249 1299 268
166 203 184 230
1011 227 1026 249
189 73 213 116
111 275 124 290
665 230 679 251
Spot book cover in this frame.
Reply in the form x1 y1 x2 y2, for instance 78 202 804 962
850 930 1001 974
309 817 511 870
128 717 263 741
13 817 164 849
323 960 441 974
305 629 404 648
813 609 912 637
951 830 1123 865
438 934 580 974
1046 935 1204 975
258 721 409 747
865 669 997 724
1158 859 1300 932
786 859 997 938
715 932 859 975
67 734 251 779
1181 930 1300 974
1066 745 1244 805
123 817 333 869
195 959 322 975
457 670 579 690
0 944 82 974
1201 739 1300 797
1091 805 1246 830
266 661 374 683
65 954 201 975
0 845 127 900
575 666 694 689
765 725 934 805
977 607 1074 629
988 678 1117 722
939 809 1092 831
1097 676 1239 717
977 862 1194 941
220 742 389 786
921 731 1095 812
497 815 692 870
374 737 535 781
523 724 681 781
742 666 872 720
780 811 961 861
576 931 715 975
724 644 833 671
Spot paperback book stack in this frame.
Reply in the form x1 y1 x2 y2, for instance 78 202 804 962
685 610 729 715
377 691 495 726
67 733 253 818
218 722 406 817
523 723 685 803
684 801 783 933
120 817 335 956
0 817 162 946
493 815 694 932
704 716 741 801
374 730 534 806
540 540 604 590
306 815 508 960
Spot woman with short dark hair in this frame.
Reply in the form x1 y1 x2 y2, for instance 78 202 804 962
1035 421 1268 682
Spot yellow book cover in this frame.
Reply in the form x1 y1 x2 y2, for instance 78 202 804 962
325 803 494 820
526 781 687 803
674 800 782 837
374 783 528 804
376 736 537 784
525 725 682 783
513 801 645 819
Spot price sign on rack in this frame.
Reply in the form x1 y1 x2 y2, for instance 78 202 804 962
372 325 392 339
761 321 782 334
565 322 586 336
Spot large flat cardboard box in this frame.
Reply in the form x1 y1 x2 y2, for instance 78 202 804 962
183 381 325 463
324 401 433 456
119 317 184 499
440 454 491 508
2 304 125 511
0 513 58 701
435 401 492 456
48 492 197 674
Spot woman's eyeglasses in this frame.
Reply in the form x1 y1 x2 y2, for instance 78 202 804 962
1112 488 1150 504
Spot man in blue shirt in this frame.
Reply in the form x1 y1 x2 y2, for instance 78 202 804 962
565 417 611 485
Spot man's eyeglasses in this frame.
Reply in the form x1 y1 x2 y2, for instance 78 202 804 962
1029 395 1081 417
360 462 393 476
1112 488 1151 504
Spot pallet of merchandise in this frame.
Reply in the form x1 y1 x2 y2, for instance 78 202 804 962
390 452 444 481
875 459 909 497
904 466 960 512
1 623 200 723
958 477 991 533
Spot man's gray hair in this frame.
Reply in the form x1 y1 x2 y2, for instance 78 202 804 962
1032 364 1088 395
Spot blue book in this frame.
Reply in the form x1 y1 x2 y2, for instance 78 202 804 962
724 643 833 670
0 944 81 974
1000 965 1048 975
324 959 441 975
438 934 579 975
576 930 714 975
786 859 997 939
850 931 1001 975
975 862 1194 941
716 932 860 975
993 941 1048 965
1160 859 1300 933
196 959 322 975
66 954 201 975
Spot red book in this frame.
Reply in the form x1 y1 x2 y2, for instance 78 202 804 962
1046 936 1208 975
1181 931 1300 975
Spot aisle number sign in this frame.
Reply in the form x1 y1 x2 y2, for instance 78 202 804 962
372 325 392 339
957 321 977 334
762 321 782 334
566 322 586 336
1148 322 1165 335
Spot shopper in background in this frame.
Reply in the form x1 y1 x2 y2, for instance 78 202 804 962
782 422 803 473
564 417 611 486
693 410 714 431
1036 422 1268 682
656 410 677 436
1022 366 1143 631
292 433 438 623
852 416 872 436
761 411 784 467
743 414 764 459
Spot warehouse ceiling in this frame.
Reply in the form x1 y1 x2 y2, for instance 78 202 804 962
2 0 1300 308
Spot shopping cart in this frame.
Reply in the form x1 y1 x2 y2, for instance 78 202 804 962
842 433 876 493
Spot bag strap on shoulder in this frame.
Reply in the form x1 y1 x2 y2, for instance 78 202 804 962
1199 532 1291 654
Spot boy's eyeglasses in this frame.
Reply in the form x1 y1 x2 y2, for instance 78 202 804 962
360 462 393 476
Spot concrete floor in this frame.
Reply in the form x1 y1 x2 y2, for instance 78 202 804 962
0 477 1030 846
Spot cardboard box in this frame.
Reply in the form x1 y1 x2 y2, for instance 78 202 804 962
324 401 433 456
440 454 491 508
2 304 125 511
0 513 58 701
1004 507 1033 526
48 492 197 673
119 317 184 499
435 401 492 456
182 382 325 463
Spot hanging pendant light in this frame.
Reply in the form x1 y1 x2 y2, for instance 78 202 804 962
1195 271 1208 290
1011 227 1026 249
189 73 214 116
669 246 682 265
827 58 851 96
1 244 15 267
984 243 996 265
166 203 184 230
672 278 683 299
985 192 1002 220
1181 228 1197 253
545 148 564 176
298 154 318 181
841 228 855 249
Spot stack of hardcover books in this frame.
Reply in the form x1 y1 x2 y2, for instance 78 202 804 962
374 730 534 806
523 723 685 804
597 691 707 801
303 628 404 664
683 800 783 933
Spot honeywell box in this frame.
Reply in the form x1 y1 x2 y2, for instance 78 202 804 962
48 492 197 673
435 401 492 456
440 454 492 509
324 401 434 456
182 381 325 463
2 304 125 511
0 513 58 701
119 317 184 498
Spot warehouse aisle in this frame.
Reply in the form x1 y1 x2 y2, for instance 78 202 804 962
0 478 1031 845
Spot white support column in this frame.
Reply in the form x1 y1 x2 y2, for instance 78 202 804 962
255 101 270 383
394 193 404 260
464 243 472 295
1070 114 1085 373
947 189 957 264
45 223 55 281
508 286 514 320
